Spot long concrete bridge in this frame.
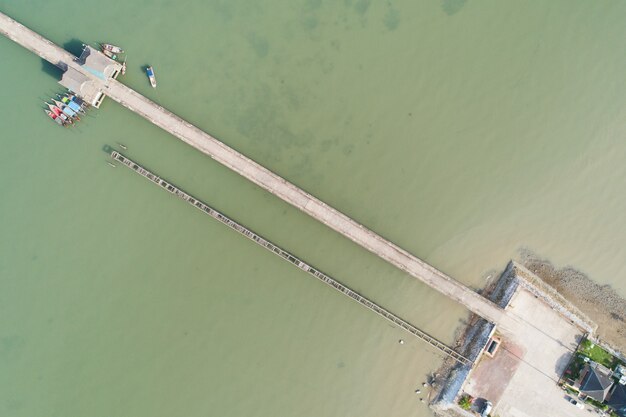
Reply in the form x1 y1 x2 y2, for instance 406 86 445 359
0 11 520 333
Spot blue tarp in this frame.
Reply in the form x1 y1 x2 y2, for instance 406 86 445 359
62 106 76 117
68 101 81 112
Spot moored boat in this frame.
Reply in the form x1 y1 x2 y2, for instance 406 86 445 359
45 102 62 116
57 94 87 113
45 109 66 126
146 66 157 88
102 49 117 60
67 94 88 108
46 103 73 125
51 98 80 120
100 43 124 54
66 99 85 114
51 98 69 111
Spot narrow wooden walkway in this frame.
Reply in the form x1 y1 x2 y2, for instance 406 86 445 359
111 150 472 366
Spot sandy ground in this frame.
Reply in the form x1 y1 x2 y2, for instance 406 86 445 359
520 251 626 355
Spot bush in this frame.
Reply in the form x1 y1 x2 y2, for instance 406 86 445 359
458 395 473 410
564 355 586 380
584 397 608 411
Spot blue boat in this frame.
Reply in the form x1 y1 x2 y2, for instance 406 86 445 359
62 106 76 118
67 100 82 113
146 66 156 88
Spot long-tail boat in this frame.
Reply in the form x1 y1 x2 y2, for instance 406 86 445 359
45 102 73 125
102 49 117 60
45 109 66 126
52 99 80 121
57 95 85 113
68 94 88 108
52 98 81 120
100 43 124 54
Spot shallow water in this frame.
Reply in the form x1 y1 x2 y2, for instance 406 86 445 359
1 1 626 416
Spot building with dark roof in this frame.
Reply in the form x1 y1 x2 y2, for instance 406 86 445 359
607 383 626 417
577 363 614 402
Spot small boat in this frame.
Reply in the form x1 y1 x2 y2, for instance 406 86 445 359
58 96 85 114
45 109 66 126
121 59 127 75
52 98 68 111
66 94 88 108
116 142 128 150
100 43 124 54
67 99 85 114
102 49 117 60
58 94 87 113
146 66 157 88
47 105 73 125
51 99 80 120
45 102 64 118
107 162 117 168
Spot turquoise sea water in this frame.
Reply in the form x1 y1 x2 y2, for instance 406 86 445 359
2 1 626 416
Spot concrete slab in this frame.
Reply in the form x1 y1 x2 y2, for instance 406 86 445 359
463 339 523 405
463 289 588 417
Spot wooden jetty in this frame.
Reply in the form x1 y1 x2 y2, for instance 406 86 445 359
110 150 472 366
0 11 524 336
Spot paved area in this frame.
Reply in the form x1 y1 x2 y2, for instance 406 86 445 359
463 338 523 405
0 10 511 327
464 289 589 417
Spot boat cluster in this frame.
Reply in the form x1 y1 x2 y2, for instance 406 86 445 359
100 43 126 75
101 43 156 87
44 42 158 127
44 93 88 127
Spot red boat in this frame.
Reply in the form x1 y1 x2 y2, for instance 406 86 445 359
45 102 73 124
45 109 67 127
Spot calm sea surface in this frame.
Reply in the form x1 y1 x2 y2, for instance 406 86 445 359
1 1 626 416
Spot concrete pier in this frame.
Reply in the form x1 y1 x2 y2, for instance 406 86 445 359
111 150 472 366
0 11 512 329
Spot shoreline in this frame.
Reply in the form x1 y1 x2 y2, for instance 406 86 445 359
429 264 518 412
520 251 626 358
429 257 626 416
